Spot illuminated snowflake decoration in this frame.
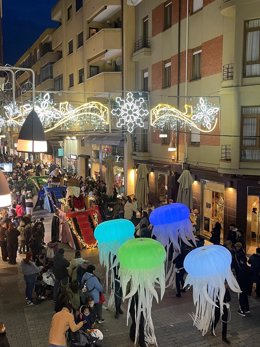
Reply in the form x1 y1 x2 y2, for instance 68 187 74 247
192 97 219 131
3 103 22 127
111 92 149 133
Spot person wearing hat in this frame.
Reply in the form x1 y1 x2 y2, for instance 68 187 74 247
20 252 40 305
81 265 104 323
53 248 70 302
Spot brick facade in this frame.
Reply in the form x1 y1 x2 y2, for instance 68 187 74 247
152 61 163 90
201 35 223 77
152 3 164 37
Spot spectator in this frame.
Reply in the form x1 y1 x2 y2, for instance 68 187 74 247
53 248 70 302
248 247 260 298
20 252 40 306
5 222 20 265
49 304 83 347
68 250 86 282
0 219 9 262
25 191 34 215
81 265 104 323
124 196 137 220
210 222 221 245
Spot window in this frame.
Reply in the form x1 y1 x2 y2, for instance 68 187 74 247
69 73 74 88
164 1 172 30
191 49 202 80
68 40 73 55
77 32 83 48
143 16 149 46
163 61 171 88
40 63 53 82
143 70 149 91
67 5 72 20
78 68 84 84
89 66 99 77
244 19 260 77
81 137 85 147
241 106 260 160
54 75 63 91
161 129 171 145
76 0 83 12
89 27 99 38
193 0 203 13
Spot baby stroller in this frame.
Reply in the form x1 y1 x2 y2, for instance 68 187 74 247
68 329 102 347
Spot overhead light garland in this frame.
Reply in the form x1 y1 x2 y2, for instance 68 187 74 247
150 97 219 133
111 92 149 133
0 93 110 133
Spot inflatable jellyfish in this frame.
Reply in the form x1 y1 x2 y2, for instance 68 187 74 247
149 202 196 251
94 219 135 288
184 245 241 336
118 238 166 346
149 203 196 286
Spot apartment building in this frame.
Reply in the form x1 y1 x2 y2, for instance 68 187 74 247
0 0 3 64
131 0 260 249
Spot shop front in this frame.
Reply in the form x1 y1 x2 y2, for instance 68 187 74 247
246 186 260 252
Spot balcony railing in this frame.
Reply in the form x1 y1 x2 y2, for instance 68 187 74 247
134 38 151 53
223 64 234 81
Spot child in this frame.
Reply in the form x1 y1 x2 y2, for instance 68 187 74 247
0 322 10 347
78 305 95 330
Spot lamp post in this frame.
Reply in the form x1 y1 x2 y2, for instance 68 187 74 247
0 66 47 157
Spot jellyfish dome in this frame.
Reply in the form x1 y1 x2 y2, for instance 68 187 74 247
94 219 135 285
118 238 166 346
184 245 241 336
149 203 196 250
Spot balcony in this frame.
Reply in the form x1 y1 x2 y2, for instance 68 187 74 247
85 0 121 23
220 0 235 17
85 28 122 62
85 71 122 93
34 51 61 70
133 38 151 62
51 1 62 22
52 25 63 50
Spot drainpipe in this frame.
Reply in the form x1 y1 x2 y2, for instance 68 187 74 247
184 0 189 162
121 0 124 92
176 0 181 162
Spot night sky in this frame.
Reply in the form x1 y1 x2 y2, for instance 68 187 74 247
3 0 58 65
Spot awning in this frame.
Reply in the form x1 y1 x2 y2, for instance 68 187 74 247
86 134 124 146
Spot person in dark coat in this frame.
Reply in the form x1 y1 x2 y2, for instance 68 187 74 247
51 210 60 242
0 322 10 347
5 222 20 265
53 248 70 302
0 220 9 262
210 222 221 245
129 293 145 347
236 261 251 316
173 250 186 298
211 286 231 344
248 247 260 298
233 242 247 277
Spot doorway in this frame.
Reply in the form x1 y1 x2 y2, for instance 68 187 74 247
247 192 260 252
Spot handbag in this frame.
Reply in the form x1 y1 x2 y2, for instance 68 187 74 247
99 292 106 304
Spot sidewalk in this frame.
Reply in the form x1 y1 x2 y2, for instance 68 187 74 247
0 211 260 346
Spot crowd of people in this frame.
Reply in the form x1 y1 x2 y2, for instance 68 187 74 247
0 154 260 347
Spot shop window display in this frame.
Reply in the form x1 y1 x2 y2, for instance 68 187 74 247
202 182 224 242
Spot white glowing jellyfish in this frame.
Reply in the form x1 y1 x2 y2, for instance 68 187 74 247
184 245 241 336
